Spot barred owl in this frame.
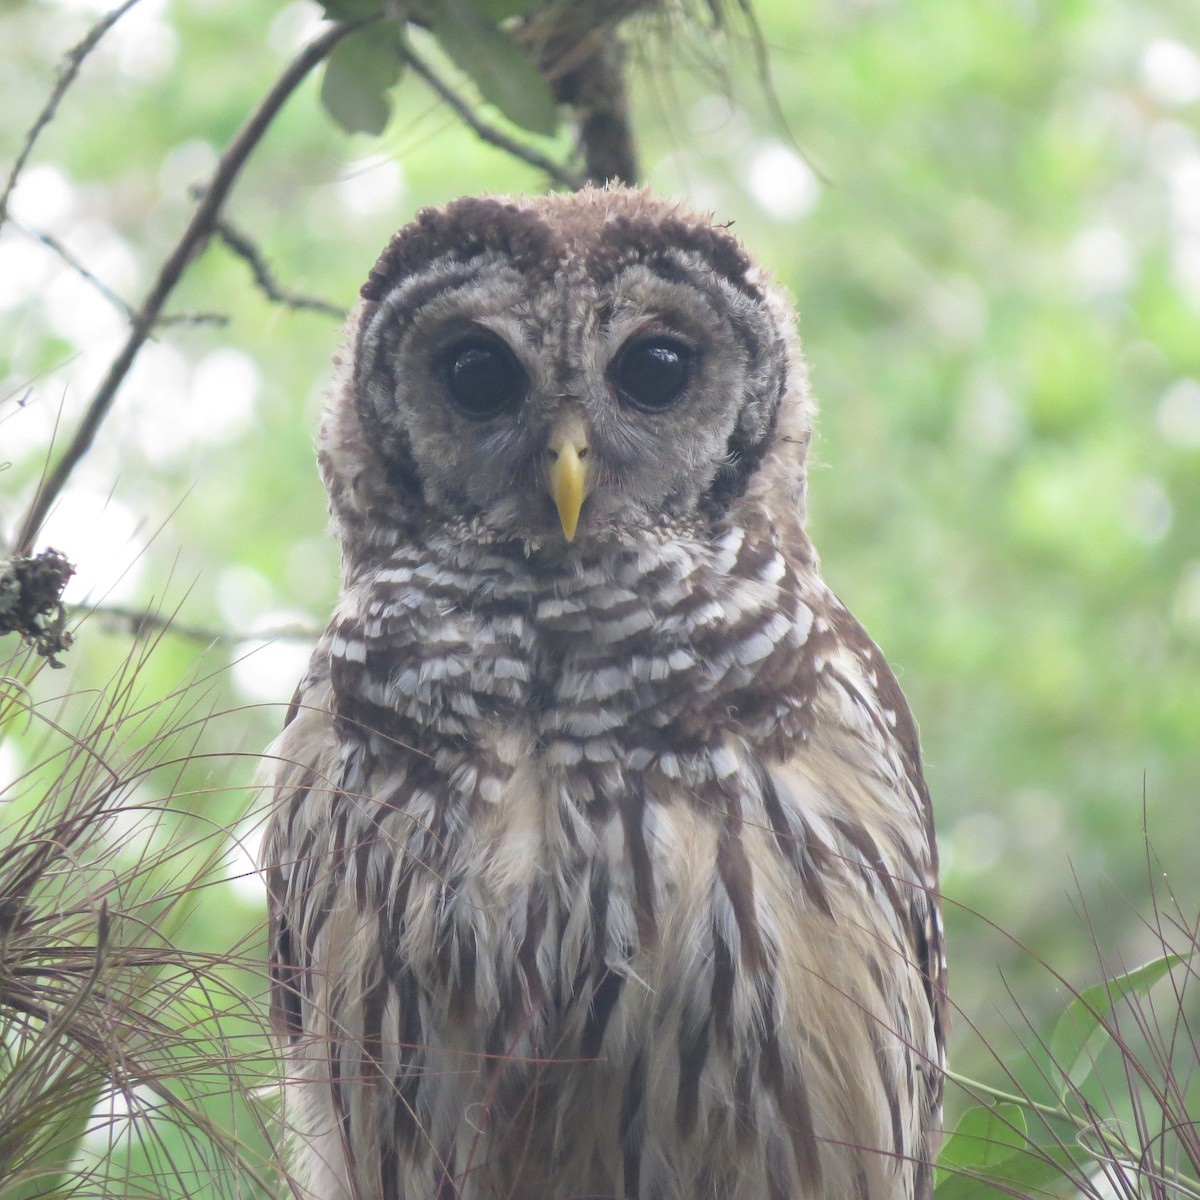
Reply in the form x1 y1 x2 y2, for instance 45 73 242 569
263 187 946 1200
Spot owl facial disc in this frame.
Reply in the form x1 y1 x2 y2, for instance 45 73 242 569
547 413 591 542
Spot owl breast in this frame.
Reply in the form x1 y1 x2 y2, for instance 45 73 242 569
325 523 815 989
269 520 936 1200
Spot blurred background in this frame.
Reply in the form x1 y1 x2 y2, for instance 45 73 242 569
1 0 1198 1187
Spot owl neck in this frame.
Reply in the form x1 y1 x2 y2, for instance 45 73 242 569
328 518 823 773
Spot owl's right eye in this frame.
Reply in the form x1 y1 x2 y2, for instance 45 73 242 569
442 336 527 419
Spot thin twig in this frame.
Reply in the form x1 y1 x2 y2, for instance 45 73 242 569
157 310 230 328
10 220 137 321
75 603 320 645
0 0 142 232
8 221 228 328
211 215 347 319
401 48 584 191
12 20 364 557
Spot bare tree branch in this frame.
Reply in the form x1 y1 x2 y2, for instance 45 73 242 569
211 215 347 320
0 0 142 232
157 311 230 328
9 221 228 328
516 1 642 186
401 49 586 191
555 44 639 186
11 20 365 558
75 604 319 645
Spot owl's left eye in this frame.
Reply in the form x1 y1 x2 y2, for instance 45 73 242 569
610 335 695 412
441 335 527 419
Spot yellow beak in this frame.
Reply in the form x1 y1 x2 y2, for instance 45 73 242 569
548 416 590 542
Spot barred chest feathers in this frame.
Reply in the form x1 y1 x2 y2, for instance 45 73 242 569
269 521 941 1200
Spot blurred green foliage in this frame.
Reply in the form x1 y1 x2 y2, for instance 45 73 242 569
1 0 1198 1189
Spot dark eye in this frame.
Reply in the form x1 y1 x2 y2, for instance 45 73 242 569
611 336 694 412
442 335 526 419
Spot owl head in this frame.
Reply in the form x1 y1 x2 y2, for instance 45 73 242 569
319 187 814 567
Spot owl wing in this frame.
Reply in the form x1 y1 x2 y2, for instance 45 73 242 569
262 648 390 1199
262 650 342 1046
755 590 946 1196
823 596 946 1042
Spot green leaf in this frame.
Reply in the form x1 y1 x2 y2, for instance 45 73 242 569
429 0 558 135
320 26 404 136
937 1103 1027 1185
934 1141 1081 1200
1049 952 1188 1095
